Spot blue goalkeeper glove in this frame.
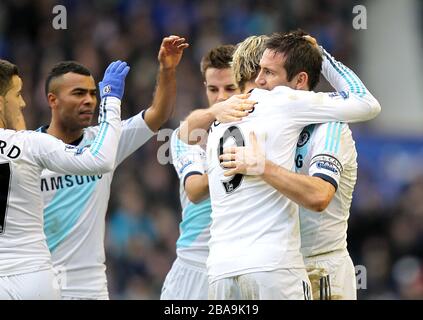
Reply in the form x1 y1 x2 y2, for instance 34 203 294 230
99 60 130 100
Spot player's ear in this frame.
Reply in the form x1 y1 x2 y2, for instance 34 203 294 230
294 72 309 91
47 92 58 110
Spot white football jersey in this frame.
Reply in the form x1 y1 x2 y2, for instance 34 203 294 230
170 129 211 267
297 123 357 258
39 111 154 298
206 48 380 282
0 97 122 277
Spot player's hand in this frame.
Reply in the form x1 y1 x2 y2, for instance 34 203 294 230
99 60 130 100
211 94 256 123
303 35 323 55
303 35 318 48
220 131 265 176
158 35 189 70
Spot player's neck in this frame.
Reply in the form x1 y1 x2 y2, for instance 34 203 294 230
47 122 83 145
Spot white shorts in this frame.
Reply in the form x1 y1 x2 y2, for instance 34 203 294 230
0 268 61 300
209 269 312 300
160 257 208 300
304 251 356 300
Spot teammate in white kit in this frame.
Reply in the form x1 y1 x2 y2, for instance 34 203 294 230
293 47 360 300
226 35 363 299
161 45 247 299
38 36 189 300
209 31 380 299
0 59 128 299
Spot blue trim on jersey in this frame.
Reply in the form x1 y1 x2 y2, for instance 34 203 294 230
334 123 343 154
295 124 316 172
325 122 332 151
324 51 366 97
44 178 99 252
90 99 104 155
92 122 109 156
172 132 190 158
337 61 366 98
313 173 338 191
183 171 203 188
91 98 108 156
324 52 355 94
325 122 342 154
177 198 212 248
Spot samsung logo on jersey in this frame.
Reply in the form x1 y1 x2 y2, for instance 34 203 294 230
311 154 343 176
41 174 103 192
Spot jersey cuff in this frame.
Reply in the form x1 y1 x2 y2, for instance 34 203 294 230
312 173 338 191
183 171 203 188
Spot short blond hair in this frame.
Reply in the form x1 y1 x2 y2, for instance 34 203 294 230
232 35 268 92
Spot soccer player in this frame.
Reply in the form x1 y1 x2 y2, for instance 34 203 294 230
0 59 128 299
224 35 362 299
162 45 246 299
207 31 380 299
39 36 188 300
260 37 360 300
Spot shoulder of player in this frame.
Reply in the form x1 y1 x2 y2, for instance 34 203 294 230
170 127 203 154
311 123 356 158
313 122 352 135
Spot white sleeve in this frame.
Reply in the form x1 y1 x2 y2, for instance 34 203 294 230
114 110 156 166
269 46 380 126
28 97 122 175
307 122 349 191
285 83 381 125
170 128 206 187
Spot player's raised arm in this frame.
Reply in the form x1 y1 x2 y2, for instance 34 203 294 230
284 64 381 124
144 35 189 132
30 60 129 174
291 81 381 124
281 35 381 125
321 46 380 115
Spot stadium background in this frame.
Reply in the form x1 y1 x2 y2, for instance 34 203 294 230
1 0 422 299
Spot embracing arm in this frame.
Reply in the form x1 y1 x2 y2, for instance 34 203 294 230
262 160 335 212
185 173 209 204
179 94 256 145
220 132 336 212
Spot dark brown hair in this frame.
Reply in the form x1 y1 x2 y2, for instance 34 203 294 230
200 44 236 78
265 30 322 90
0 59 19 96
45 61 91 96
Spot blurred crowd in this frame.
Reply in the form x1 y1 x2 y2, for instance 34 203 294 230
0 0 421 299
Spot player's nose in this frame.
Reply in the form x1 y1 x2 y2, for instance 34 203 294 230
255 73 266 87
20 98 26 109
217 90 228 102
83 93 96 105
